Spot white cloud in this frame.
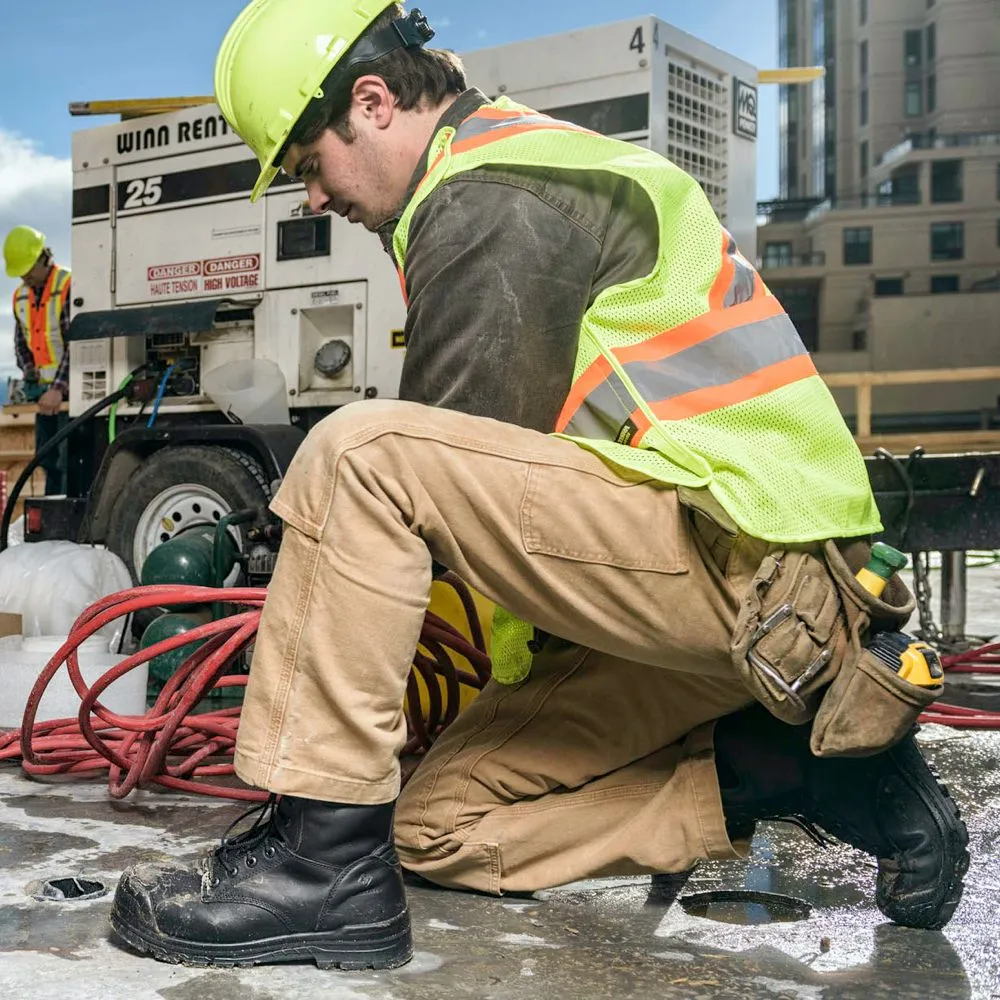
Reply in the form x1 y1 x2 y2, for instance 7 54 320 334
0 129 72 380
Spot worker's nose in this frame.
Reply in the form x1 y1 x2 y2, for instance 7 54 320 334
306 182 331 215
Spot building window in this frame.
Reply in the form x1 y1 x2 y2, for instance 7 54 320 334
926 22 936 62
860 140 869 180
905 82 923 117
844 226 873 265
931 160 963 203
860 88 869 125
860 40 868 78
931 222 964 261
763 242 793 268
931 275 960 294
875 278 905 296
905 30 923 67
860 0 867 25
928 74 937 113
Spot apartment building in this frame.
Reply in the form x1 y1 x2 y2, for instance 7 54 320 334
759 0 1000 421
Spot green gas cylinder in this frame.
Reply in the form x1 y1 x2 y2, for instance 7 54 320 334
140 610 211 685
140 526 238 588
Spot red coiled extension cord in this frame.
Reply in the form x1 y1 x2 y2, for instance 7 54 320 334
1 581 998 803
0 573 492 802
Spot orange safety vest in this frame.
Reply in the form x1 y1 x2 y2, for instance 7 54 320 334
12 266 71 384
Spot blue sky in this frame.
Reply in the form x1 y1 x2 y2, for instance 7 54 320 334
0 1 778 373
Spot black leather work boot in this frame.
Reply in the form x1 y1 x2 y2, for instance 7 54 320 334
109 795 412 969
714 704 969 930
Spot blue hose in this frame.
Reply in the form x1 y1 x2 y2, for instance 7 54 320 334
147 365 176 428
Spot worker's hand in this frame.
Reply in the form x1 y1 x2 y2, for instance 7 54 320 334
37 388 64 415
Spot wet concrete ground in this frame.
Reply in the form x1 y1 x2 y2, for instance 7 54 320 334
1 565 999 999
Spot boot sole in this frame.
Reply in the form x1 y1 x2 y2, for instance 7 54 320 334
109 901 413 970
873 735 970 931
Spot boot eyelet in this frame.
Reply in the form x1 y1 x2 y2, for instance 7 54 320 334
245 855 258 868
228 866 239 878
210 877 220 889
263 846 276 859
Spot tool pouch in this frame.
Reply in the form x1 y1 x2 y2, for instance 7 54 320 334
809 539 942 757
730 547 846 726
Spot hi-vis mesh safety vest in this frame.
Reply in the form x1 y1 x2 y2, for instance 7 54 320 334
394 98 881 680
12 266 71 384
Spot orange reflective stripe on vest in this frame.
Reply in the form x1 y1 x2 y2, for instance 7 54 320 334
418 108 592 196
555 234 815 442
29 268 58 367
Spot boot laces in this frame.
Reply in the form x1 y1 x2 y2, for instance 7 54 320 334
206 794 289 887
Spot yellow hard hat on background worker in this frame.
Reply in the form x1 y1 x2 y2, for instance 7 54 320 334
3 225 46 279
214 0 434 203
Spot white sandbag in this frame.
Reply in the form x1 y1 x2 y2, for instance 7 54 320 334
6 515 24 547
0 540 132 643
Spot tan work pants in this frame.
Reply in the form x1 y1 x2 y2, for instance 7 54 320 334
234 400 764 892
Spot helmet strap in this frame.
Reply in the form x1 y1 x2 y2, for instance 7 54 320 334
343 9 435 70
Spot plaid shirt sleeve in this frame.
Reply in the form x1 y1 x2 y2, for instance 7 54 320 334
13 312 36 377
52 280 71 393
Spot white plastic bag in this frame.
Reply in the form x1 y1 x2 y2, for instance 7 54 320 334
0 540 132 643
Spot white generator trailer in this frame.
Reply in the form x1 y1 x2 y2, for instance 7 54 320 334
23 16 760 584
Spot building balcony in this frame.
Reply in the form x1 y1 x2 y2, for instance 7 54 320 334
756 198 825 224
803 191 923 223
758 251 827 272
877 130 1000 171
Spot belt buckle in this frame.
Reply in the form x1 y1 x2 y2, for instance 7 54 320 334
745 603 832 713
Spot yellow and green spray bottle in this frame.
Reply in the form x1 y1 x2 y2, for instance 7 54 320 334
856 542 944 688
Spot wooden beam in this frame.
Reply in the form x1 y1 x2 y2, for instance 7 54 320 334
757 67 825 85
68 97 215 119
822 366 1000 388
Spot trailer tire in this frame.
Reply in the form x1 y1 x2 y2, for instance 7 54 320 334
105 444 272 584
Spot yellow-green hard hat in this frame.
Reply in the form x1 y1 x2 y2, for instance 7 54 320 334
3 225 46 279
214 0 435 203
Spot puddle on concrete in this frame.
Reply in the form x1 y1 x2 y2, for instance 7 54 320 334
27 876 108 903
679 890 812 926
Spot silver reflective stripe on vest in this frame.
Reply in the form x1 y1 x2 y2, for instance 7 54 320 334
564 368 635 441
724 236 757 308
564 312 808 438
453 112 582 145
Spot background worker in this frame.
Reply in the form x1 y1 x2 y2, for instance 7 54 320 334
109 0 969 970
4 225 71 495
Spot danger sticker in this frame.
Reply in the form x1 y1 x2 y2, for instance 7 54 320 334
147 253 262 296
147 261 202 281
204 254 260 276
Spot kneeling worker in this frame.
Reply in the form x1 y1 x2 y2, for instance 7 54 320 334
109 0 969 969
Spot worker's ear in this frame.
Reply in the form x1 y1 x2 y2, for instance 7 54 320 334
351 76 395 130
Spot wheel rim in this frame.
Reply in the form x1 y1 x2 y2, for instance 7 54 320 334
132 483 243 585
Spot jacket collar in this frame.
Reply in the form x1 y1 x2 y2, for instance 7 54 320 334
377 88 490 253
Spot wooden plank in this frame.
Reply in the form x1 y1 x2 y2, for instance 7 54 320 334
822 367 1000 389
856 384 873 439
854 430 1000 456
